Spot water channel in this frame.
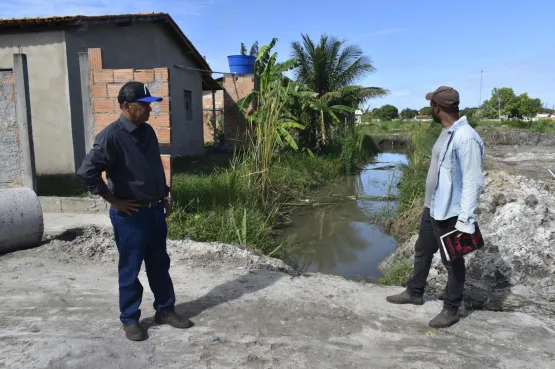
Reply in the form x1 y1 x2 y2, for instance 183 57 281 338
284 144 409 280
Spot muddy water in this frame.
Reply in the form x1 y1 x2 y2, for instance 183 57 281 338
284 149 408 280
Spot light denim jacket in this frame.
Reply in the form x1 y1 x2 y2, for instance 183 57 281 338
430 116 484 234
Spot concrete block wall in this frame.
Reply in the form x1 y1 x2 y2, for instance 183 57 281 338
223 75 255 149
87 49 172 186
203 90 224 110
0 70 24 188
89 68 171 145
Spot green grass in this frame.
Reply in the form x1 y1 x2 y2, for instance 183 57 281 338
395 122 441 214
167 132 378 255
358 120 424 134
479 119 555 133
378 261 413 286
380 122 439 241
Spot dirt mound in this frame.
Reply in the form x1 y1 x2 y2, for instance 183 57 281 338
41 225 293 274
476 126 555 146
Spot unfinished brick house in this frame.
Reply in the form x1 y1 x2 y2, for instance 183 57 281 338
202 74 256 150
0 13 222 185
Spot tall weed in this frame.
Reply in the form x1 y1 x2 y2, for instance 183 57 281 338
326 128 379 174
168 152 349 253
396 122 441 214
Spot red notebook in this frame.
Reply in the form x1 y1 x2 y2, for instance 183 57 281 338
439 223 484 262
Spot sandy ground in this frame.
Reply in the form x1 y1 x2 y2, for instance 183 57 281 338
1 140 554 368
484 144 555 182
1 222 554 369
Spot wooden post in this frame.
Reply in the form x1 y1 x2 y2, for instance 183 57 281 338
212 89 217 143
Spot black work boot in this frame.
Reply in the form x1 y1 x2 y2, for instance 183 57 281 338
386 290 424 305
123 323 146 341
154 312 194 329
429 309 460 328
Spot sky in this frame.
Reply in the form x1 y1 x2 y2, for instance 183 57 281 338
3 0 555 110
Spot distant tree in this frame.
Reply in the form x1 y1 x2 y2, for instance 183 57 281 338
400 108 418 119
373 104 399 121
249 41 259 56
482 88 519 118
460 107 479 118
482 88 543 119
362 108 374 122
419 106 432 116
518 93 542 119
240 42 248 56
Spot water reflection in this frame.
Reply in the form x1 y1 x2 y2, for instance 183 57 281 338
284 151 409 280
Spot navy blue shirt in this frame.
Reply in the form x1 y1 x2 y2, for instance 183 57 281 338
77 114 170 201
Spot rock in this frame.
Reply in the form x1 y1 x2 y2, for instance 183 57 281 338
487 193 507 213
525 194 539 208
381 172 555 316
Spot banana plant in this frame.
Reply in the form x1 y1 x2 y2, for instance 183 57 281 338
236 38 307 204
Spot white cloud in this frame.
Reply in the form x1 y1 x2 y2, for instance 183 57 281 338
1 0 218 18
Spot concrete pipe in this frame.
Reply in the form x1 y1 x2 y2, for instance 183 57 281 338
0 187 44 253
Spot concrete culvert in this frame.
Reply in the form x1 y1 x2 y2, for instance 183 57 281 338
0 187 44 253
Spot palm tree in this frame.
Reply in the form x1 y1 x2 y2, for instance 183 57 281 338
291 34 388 147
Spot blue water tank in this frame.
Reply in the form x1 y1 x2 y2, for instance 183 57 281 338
227 55 256 74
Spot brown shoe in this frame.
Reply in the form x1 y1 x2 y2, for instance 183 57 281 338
386 290 424 305
429 309 460 329
123 323 146 341
154 312 194 329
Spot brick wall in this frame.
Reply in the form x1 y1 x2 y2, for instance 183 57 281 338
223 75 256 149
202 90 224 143
0 70 24 188
87 48 172 187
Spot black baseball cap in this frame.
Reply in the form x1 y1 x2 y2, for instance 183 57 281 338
425 86 459 108
117 81 163 104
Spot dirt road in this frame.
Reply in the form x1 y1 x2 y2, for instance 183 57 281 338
1 226 554 369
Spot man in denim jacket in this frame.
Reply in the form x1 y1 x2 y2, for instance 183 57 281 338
386 86 484 328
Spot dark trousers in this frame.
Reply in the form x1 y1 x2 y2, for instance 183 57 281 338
109 203 175 326
406 207 465 312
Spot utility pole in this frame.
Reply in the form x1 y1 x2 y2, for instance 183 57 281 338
479 69 484 106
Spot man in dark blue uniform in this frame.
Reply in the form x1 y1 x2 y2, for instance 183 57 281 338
77 82 193 341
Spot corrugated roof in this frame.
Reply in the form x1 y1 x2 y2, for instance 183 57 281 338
0 12 212 72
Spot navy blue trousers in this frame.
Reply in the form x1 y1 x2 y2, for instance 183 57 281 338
109 203 175 326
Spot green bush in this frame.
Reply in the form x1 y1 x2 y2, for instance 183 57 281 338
507 120 532 130
325 128 380 174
